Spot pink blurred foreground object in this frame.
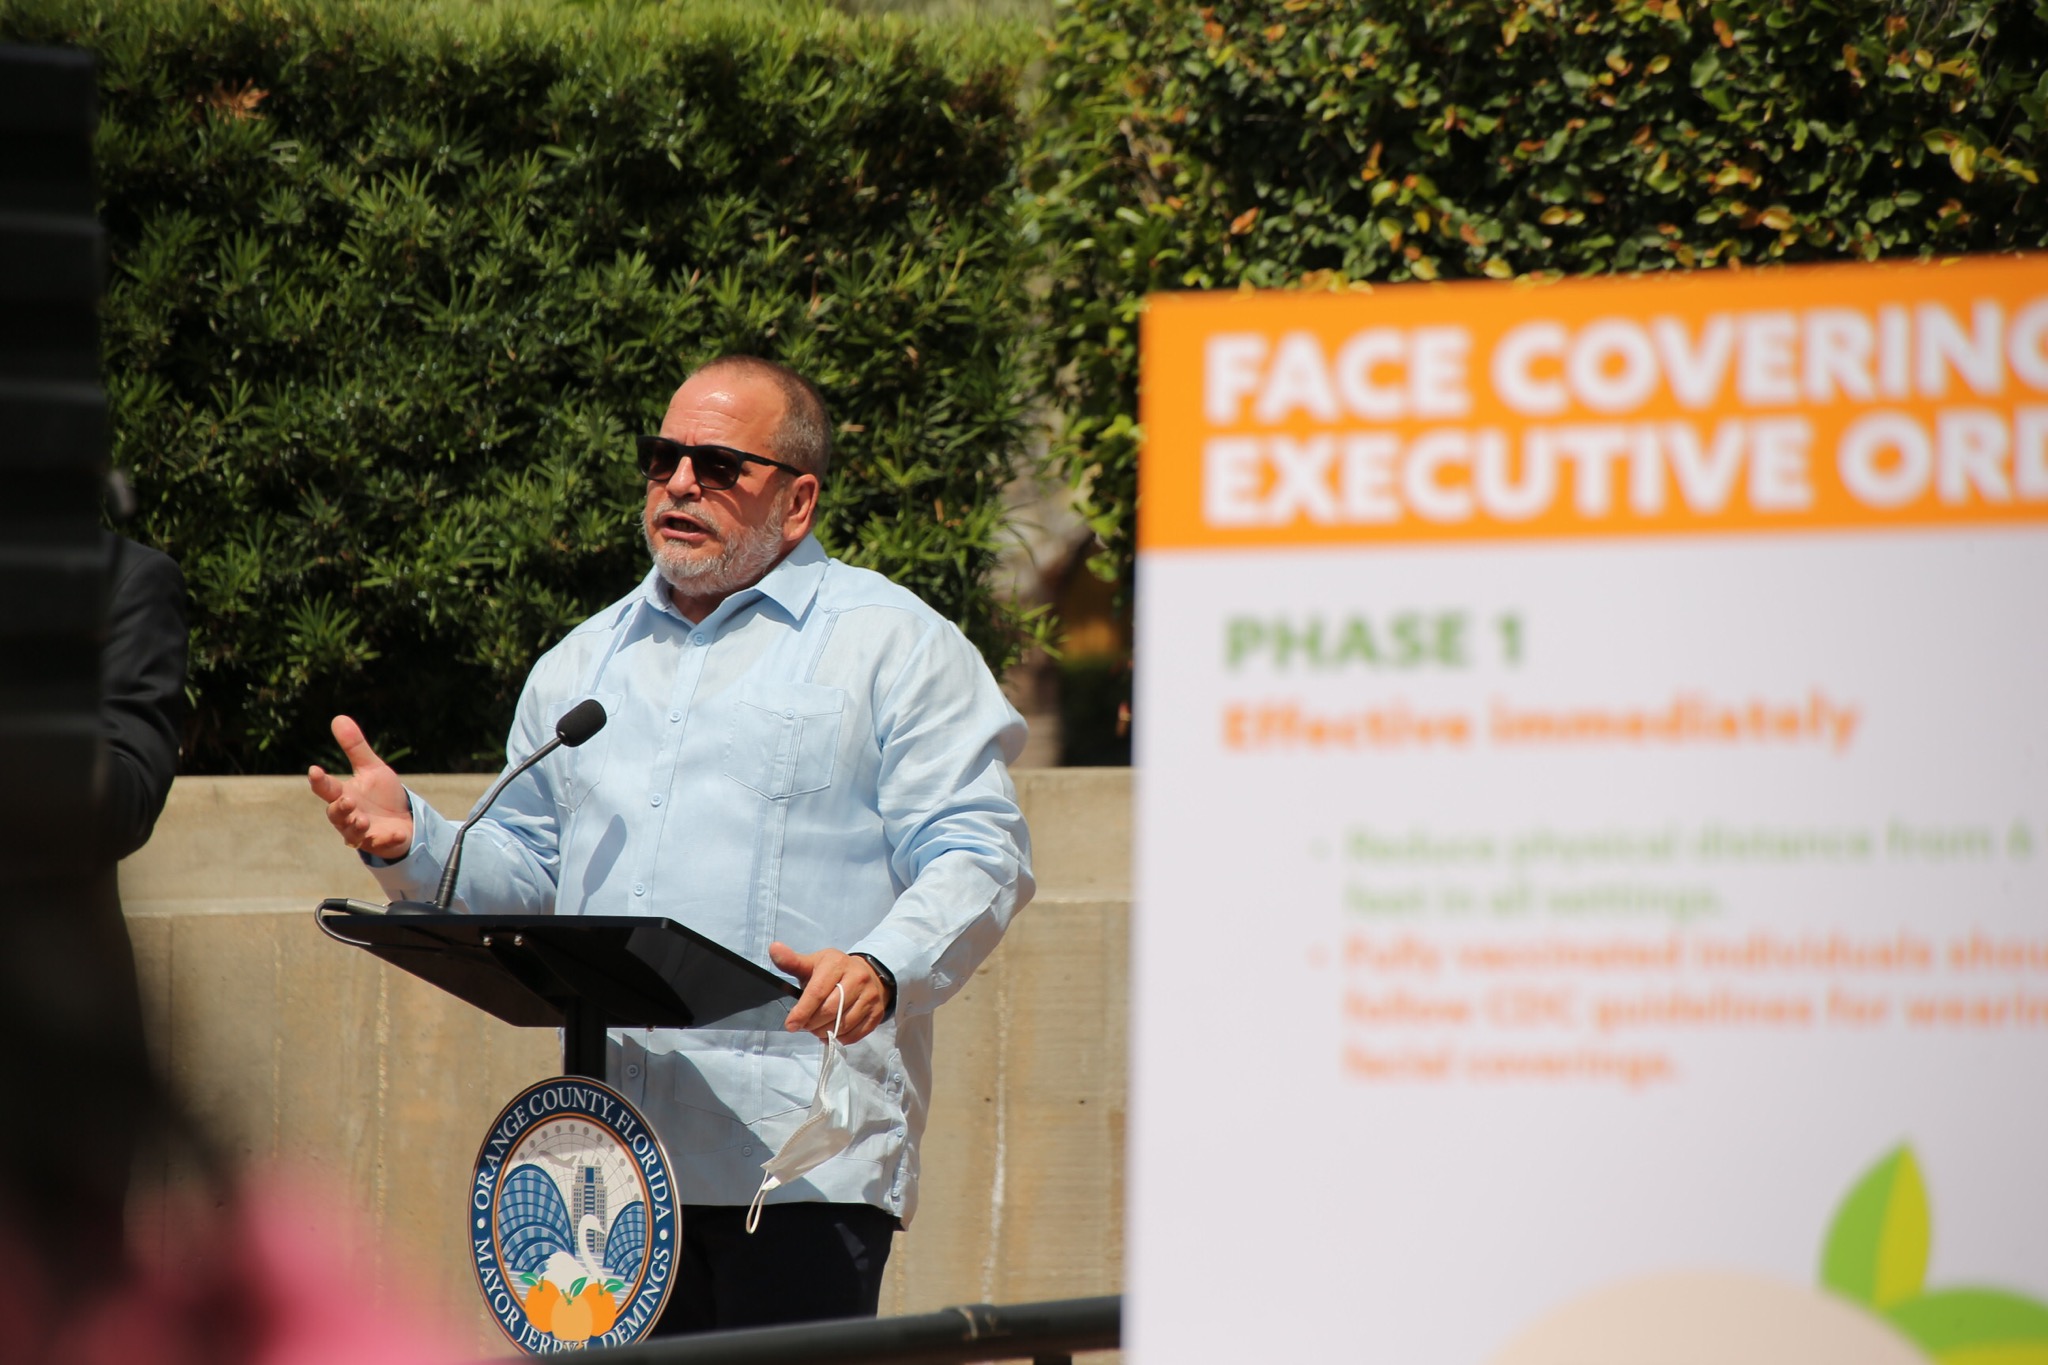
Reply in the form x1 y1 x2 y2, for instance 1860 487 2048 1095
2 1172 468 1365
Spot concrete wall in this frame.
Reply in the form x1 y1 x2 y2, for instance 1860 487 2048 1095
117 769 1130 1353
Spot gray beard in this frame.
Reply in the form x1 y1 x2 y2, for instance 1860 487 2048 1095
644 497 790 600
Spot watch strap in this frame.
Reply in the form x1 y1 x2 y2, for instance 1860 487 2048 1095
852 952 897 1014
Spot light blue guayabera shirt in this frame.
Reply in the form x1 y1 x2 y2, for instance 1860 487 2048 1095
366 536 1033 1222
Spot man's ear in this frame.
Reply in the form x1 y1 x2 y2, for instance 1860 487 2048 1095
781 473 821 547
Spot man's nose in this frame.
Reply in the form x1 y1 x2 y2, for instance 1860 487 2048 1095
663 453 702 496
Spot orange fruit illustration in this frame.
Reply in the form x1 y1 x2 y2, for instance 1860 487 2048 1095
522 1280 562 1332
550 1292 595 1344
581 1283 620 1336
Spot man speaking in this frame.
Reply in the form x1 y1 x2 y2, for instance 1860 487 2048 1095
307 356 1033 1333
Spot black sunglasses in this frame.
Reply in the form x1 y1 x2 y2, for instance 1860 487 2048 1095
635 435 805 490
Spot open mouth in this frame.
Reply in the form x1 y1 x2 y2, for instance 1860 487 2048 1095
655 508 716 542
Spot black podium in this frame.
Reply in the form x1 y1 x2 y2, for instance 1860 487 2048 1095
315 900 800 1076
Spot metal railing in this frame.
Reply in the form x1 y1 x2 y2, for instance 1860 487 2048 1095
552 1295 1121 1365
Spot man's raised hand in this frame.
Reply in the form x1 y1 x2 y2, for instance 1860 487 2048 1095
306 716 414 860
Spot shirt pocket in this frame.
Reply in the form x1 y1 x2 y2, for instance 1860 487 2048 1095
660 1045 749 1156
548 689 620 812
723 683 845 800
662 1035 806 1156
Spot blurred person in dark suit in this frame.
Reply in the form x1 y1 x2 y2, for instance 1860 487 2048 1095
0 531 186 1303
94 532 189 870
0 533 465 1364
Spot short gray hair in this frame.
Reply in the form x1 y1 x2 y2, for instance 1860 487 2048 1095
695 355 833 479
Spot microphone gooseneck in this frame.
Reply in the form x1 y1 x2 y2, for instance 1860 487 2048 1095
430 699 609 911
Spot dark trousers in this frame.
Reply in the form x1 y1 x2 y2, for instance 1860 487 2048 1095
651 1202 899 1337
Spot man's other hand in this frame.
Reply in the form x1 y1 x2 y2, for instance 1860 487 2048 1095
772 942 889 1046
306 716 414 860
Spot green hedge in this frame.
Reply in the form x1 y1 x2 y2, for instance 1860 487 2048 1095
1028 0 2048 599
12 0 2046 769
0 0 1046 772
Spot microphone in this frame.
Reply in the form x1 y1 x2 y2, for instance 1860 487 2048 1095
552 697 609 748
390 698 609 914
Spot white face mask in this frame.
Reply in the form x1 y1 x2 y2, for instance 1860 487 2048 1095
747 986 895 1233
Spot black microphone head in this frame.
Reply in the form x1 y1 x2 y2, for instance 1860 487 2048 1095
556 698 608 747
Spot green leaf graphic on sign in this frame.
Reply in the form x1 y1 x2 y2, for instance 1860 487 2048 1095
1822 1145 1931 1307
1885 1288 2048 1364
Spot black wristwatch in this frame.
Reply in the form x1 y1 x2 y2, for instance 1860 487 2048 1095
852 952 897 1015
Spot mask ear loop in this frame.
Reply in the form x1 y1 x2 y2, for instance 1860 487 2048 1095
746 983 849 1235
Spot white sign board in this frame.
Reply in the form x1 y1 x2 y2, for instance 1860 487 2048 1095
1131 259 2048 1364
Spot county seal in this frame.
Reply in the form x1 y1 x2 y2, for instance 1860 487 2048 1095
469 1077 677 1352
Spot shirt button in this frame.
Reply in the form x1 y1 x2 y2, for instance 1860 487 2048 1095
633 882 646 896
626 1064 640 1078
650 794 663 807
691 632 707 645
668 710 682 723
783 708 794 719
741 1146 753 1157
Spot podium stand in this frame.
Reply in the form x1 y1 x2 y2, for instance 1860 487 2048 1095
315 900 800 1076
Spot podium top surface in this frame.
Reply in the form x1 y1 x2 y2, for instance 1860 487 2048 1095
316 902 801 1032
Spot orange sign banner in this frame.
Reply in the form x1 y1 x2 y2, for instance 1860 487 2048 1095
1139 256 2048 550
